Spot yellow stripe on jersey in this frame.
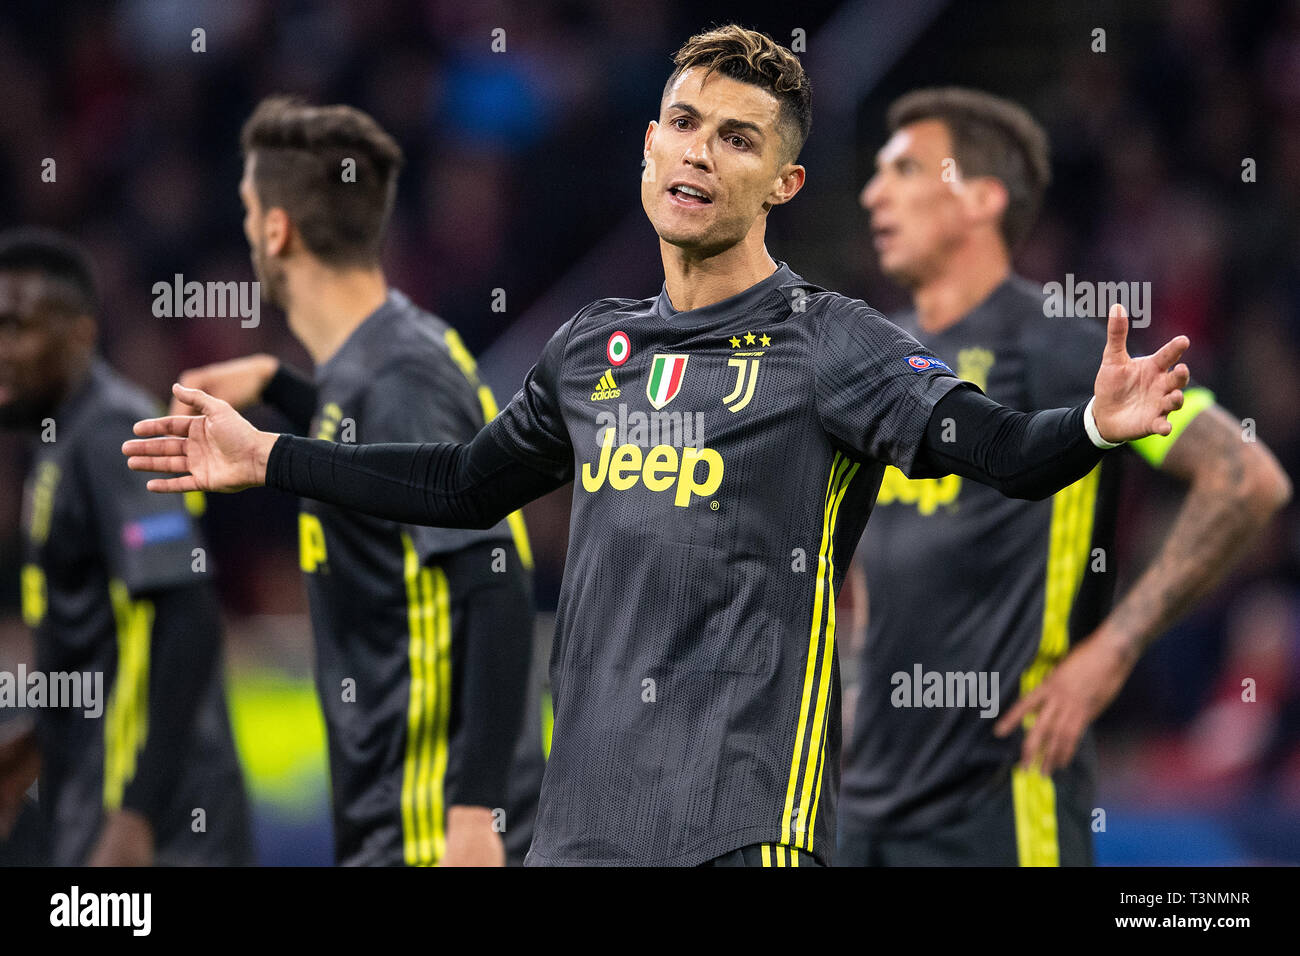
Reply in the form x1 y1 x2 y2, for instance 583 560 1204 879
807 707 831 854
103 580 154 810
400 536 453 866
20 564 46 628
444 326 536 571
800 455 858 852
761 843 772 867
427 563 452 863
400 533 426 865
473 384 535 572
1012 766 1059 867
540 688 554 760
1129 386 1215 468
782 452 858 850
416 564 436 864
28 462 60 546
1013 465 1100 866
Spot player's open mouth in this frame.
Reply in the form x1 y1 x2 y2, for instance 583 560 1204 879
668 183 713 206
872 225 898 248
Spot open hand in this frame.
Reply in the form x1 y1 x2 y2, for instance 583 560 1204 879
123 384 278 493
1091 303 1191 442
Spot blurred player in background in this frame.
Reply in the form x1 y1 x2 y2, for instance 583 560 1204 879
0 229 252 866
125 28 1196 866
172 98 539 866
838 88 1292 865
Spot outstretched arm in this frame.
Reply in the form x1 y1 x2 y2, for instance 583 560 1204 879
914 388 1103 499
123 383 569 527
911 304 1191 498
128 315 576 524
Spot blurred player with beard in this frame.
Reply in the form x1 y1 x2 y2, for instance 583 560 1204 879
171 97 539 866
837 88 1291 865
126 29 1194 865
0 228 252 866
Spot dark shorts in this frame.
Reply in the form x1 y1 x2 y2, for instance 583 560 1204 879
700 843 824 867
837 758 1096 867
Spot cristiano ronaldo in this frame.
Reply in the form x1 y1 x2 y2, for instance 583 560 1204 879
124 26 1192 866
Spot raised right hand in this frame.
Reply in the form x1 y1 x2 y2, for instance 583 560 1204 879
124 384 279 493
169 353 279 416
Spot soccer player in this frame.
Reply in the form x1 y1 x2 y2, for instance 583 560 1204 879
168 97 538 866
124 26 1194 866
838 88 1292 866
0 229 252 866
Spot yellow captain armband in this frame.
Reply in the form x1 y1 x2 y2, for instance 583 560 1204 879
1129 386 1216 467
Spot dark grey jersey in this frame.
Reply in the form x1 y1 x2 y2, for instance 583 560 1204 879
491 263 962 865
20 361 250 865
840 277 1120 836
300 290 532 865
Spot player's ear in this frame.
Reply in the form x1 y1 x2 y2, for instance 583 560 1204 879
642 121 658 181
767 163 805 206
965 177 1008 232
264 207 291 258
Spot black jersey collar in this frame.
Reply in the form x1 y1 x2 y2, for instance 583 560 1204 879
654 261 802 326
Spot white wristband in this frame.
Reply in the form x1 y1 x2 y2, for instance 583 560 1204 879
1083 397 1121 449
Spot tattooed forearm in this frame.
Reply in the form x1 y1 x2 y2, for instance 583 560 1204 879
1102 405 1290 660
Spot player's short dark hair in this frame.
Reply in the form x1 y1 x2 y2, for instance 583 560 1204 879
240 96 405 267
0 227 97 317
887 87 1050 250
664 25 812 163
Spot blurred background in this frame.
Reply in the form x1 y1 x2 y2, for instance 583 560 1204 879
0 0 1296 864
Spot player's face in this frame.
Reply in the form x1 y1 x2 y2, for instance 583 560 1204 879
641 69 802 256
0 272 84 426
860 120 968 287
240 156 288 310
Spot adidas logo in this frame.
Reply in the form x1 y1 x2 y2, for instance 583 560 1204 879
590 369 621 401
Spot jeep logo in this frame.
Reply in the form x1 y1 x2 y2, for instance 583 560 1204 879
581 428 722 507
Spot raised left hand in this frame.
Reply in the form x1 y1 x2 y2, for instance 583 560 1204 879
1091 303 1191 443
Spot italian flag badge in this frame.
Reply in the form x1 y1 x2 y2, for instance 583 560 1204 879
646 354 689 409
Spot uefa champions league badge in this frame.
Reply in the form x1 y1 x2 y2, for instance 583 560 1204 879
607 330 631 366
904 355 952 373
